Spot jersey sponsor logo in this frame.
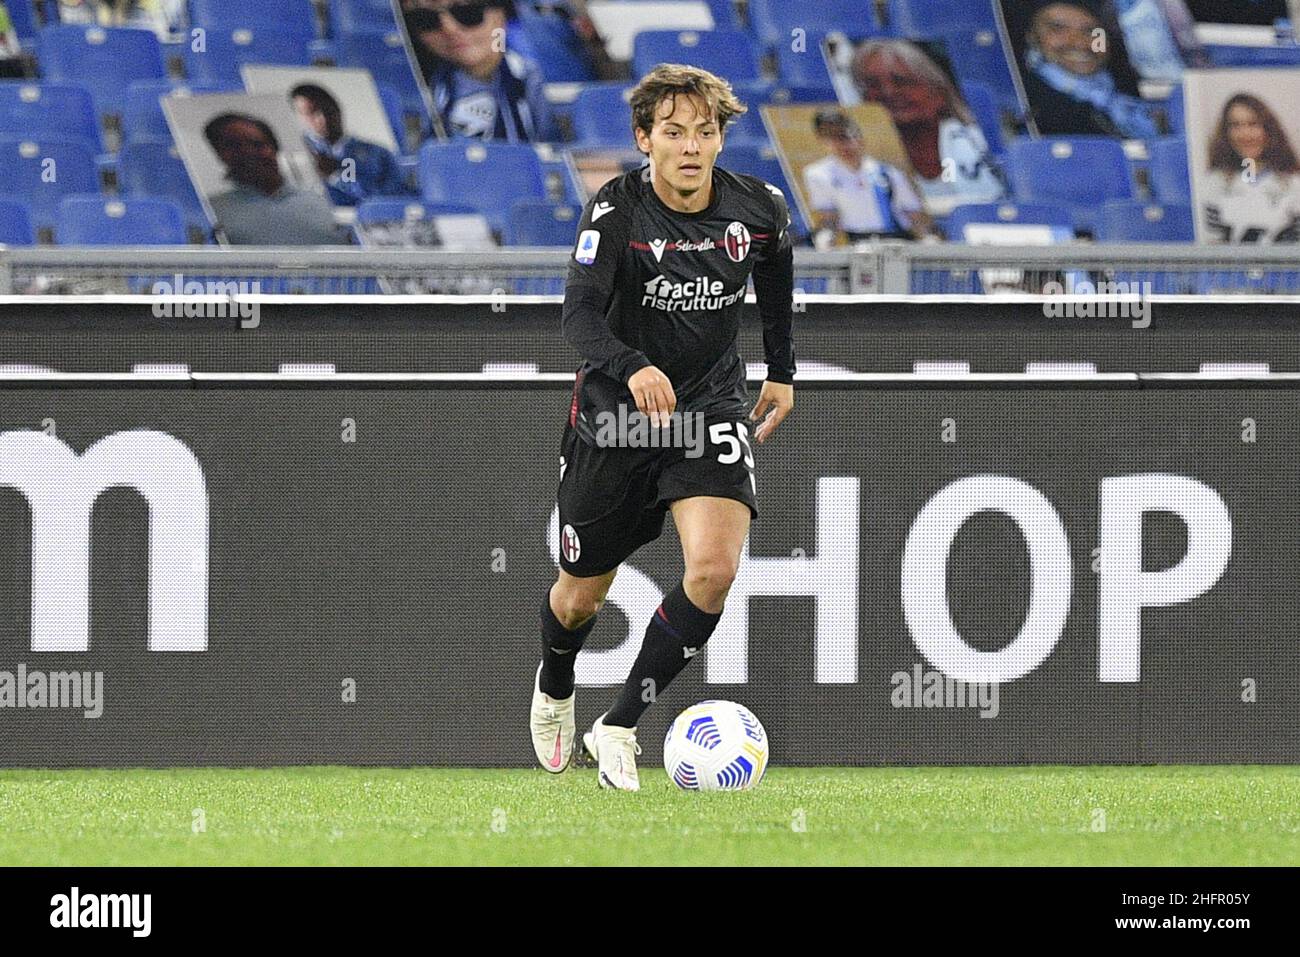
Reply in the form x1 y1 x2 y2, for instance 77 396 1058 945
724 221 751 262
591 202 615 222
561 523 581 563
641 274 747 311
574 229 600 265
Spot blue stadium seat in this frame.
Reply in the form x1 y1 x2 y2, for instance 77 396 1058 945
6 0 41 46
632 29 760 82
747 0 887 49
189 0 319 37
570 84 635 147
1097 201 1194 242
117 139 210 235
373 81 419 151
960 82 1005 155
773 32 835 87
0 135 100 230
0 81 103 154
887 0 999 37
1205 44 1300 67
56 195 187 245
1006 138 1133 230
0 200 36 246
938 26 1020 118
329 0 398 33
37 26 167 118
418 142 547 234
183 28 315 85
1148 137 1191 204
1158 83 1184 136
506 199 581 246
944 202 1074 239
355 199 479 224
516 13 597 82
337 29 425 118
122 79 233 145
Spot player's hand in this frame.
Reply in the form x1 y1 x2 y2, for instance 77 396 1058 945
749 380 793 444
627 365 676 427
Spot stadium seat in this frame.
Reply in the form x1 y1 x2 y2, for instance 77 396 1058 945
374 81 420 151
337 29 425 118
570 84 635 148
183 28 315 86
0 82 103 154
0 135 101 231
516 13 597 83
1157 83 1185 136
1148 137 1191 204
1097 201 1194 242
355 199 480 224
773 32 836 87
747 0 888 50
122 79 233 145
938 27 1020 118
329 0 399 33
960 82 1006 155
418 142 547 234
1006 138 1133 231
632 30 760 82
117 139 210 235
5 0 39 43
505 200 581 246
0 200 36 246
37 26 167 119
56 195 187 245
189 0 319 37
944 202 1074 239
1205 44 1300 67
886 0 999 38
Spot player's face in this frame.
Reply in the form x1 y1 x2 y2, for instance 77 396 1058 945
1227 103 1267 162
1030 3 1108 76
635 92 723 196
853 53 946 127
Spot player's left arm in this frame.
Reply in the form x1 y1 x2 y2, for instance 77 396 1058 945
749 183 796 444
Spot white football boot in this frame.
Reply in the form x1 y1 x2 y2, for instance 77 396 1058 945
530 664 575 773
583 713 642 791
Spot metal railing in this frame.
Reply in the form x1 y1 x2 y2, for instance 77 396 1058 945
0 243 1297 296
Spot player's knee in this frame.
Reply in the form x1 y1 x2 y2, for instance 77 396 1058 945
553 591 605 630
685 555 739 603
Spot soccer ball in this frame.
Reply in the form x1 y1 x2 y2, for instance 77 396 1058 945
663 700 769 791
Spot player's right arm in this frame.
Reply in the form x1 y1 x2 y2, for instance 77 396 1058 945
562 183 676 421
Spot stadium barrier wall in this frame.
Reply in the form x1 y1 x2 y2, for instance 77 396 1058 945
0 366 1297 767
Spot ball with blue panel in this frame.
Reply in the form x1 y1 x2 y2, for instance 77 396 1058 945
663 700 769 791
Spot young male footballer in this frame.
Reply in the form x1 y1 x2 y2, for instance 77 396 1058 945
529 64 796 790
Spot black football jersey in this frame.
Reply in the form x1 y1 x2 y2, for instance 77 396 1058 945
562 164 795 444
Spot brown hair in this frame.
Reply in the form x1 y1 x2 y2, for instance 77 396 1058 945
628 63 747 148
1208 93 1299 176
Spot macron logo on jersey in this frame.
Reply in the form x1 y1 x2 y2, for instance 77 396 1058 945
591 202 615 221
575 229 600 265
641 274 747 311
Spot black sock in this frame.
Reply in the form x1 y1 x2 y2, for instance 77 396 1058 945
539 593 596 699
605 583 722 728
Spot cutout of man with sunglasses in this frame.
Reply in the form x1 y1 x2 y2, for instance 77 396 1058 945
400 0 557 142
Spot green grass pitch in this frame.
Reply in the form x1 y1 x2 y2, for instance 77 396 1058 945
1 766 1298 866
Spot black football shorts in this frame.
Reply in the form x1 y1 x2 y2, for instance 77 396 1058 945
555 415 759 578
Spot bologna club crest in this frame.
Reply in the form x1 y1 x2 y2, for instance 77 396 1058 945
723 221 751 262
562 524 581 563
